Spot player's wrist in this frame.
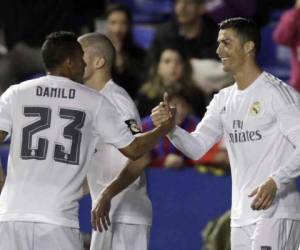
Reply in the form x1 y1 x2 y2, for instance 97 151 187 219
269 175 280 190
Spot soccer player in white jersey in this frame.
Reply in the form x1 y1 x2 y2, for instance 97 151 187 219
78 33 152 250
0 31 173 250
151 18 300 249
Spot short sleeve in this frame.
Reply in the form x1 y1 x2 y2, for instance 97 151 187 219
94 96 135 149
110 89 142 134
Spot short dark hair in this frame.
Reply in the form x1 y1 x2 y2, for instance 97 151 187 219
41 31 80 71
219 17 261 55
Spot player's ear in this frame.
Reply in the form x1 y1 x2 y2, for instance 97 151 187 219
64 58 72 67
95 57 105 69
63 57 74 72
244 41 255 54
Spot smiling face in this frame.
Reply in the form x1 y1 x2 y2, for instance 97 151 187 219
216 28 248 74
157 49 184 86
80 44 96 82
69 45 86 83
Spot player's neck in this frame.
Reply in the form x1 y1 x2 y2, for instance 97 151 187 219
234 61 262 91
48 69 72 81
85 71 111 91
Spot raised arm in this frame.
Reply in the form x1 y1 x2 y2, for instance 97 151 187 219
119 94 176 160
151 92 223 160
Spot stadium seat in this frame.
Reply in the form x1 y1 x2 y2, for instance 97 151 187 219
132 25 156 49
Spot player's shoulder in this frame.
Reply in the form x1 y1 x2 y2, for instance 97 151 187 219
2 77 44 97
102 80 136 109
214 84 235 101
262 72 300 104
103 81 132 100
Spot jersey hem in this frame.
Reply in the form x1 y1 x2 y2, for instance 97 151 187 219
0 213 79 228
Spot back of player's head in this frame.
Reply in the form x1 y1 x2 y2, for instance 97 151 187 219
41 31 81 71
219 17 261 56
78 33 116 70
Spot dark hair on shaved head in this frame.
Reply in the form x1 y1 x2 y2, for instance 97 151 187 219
41 31 80 71
219 17 261 56
78 33 116 70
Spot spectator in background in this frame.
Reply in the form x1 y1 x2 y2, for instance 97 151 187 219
142 91 229 169
204 0 257 24
273 0 300 93
136 44 207 118
147 0 219 66
105 3 146 98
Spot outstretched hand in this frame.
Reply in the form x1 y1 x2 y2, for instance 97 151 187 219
248 178 277 210
91 192 112 232
151 92 176 131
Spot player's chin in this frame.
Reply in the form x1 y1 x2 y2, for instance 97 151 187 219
221 65 229 72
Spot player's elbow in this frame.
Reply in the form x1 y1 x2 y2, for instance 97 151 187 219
119 143 142 161
189 151 202 161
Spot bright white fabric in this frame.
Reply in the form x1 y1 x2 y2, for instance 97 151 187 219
169 72 300 226
87 80 152 225
0 221 84 250
0 75 134 228
231 218 300 250
90 222 150 250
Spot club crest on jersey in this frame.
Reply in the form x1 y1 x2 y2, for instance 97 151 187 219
249 101 261 116
125 119 141 135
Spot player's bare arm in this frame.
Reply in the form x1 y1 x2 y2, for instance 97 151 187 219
119 115 174 161
92 155 150 232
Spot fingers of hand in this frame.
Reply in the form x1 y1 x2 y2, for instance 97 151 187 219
248 187 258 197
251 187 275 210
151 104 172 126
92 209 102 232
163 92 171 113
91 205 111 232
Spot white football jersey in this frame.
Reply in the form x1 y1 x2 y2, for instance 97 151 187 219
0 75 134 228
87 80 152 225
169 72 300 226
